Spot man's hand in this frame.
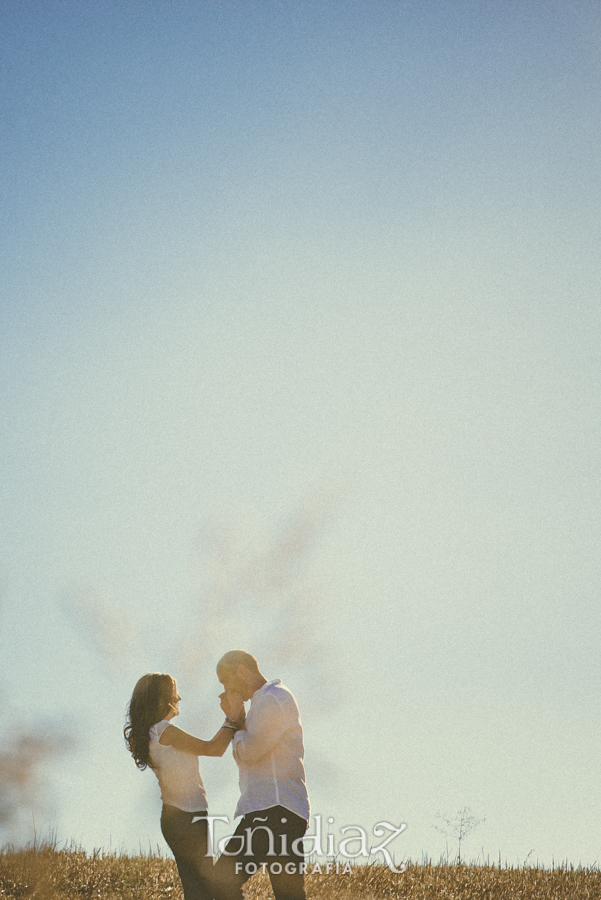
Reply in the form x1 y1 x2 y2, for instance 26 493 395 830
220 689 245 724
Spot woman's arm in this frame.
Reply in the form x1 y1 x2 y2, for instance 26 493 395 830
159 722 236 757
159 690 245 757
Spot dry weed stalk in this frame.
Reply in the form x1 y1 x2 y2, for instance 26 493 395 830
433 807 486 865
0 599 66 845
64 492 338 703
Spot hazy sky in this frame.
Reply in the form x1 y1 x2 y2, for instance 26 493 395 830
1 0 600 867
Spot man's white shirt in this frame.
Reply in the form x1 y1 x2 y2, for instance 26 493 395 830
232 679 310 821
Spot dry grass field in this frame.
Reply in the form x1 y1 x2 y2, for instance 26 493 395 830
1 845 600 900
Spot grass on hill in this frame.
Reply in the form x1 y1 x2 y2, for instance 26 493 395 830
0 844 600 899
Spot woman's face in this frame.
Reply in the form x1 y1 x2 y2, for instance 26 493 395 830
166 679 181 718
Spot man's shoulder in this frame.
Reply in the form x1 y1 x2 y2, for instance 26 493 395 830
258 680 298 706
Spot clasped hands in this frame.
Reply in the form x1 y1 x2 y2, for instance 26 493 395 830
219 689 246 728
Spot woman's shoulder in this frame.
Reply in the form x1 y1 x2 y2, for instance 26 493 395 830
149 719 172 743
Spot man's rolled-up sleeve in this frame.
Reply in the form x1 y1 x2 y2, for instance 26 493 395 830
232 694 288 765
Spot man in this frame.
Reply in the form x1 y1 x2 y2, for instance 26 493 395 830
212 650 310 900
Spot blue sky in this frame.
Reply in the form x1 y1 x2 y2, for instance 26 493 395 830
1 0 600 867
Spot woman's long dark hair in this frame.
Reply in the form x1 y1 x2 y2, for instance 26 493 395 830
124 673 176 770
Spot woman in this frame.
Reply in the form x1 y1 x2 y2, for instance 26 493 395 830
124 672 243 900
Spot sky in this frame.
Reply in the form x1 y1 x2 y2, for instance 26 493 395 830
1 0 600 869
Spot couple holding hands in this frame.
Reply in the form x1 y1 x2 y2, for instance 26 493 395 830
124 650 309 900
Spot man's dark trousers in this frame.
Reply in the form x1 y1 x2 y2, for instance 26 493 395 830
211 805 307 900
